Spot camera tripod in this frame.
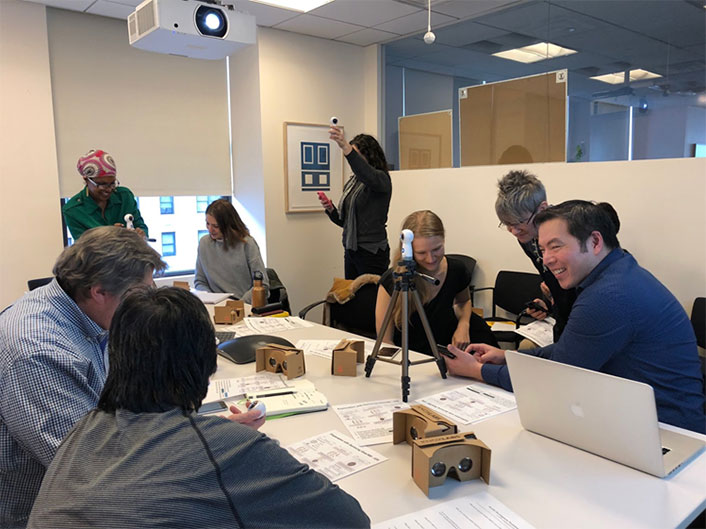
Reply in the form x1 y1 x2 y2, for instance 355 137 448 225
365 259 447 402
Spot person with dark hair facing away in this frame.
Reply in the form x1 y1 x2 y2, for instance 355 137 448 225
27 287 370 529
0 226 166 528
195 198 269 303
63 149 149 240
376 210 498 356
445 200 705 434
319 127 392 279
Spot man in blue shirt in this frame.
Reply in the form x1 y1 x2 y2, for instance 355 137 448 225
446 200 705 434
0 227 168 528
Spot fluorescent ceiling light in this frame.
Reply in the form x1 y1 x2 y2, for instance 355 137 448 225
249 0 333 12
591 69 662 84
492 42 577 63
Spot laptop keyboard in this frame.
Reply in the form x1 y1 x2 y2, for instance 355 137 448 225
216 331 237 343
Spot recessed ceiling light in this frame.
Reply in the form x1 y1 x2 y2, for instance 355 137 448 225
492 42 577 63
591 69 662 84
249 0 333 13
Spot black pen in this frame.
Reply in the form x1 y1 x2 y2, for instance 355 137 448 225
251 390 296 399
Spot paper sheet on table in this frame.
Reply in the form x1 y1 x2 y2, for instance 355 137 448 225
192 291 233 304
373 491 536 529
333 399 410 446
243 316 314 334
296 339 376 360
513 317 555 347
203 373 292 403
416 383 516 425
284 430 386 482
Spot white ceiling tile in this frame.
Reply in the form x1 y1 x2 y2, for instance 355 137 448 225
23 0 94 10
87 1 134 19
310 0 419 27
337 27 398 46
274 13 363 39
374 10 456 35
238 1 302 27
434 0 522 19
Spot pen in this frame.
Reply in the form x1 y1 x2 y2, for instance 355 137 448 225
251 390 296 399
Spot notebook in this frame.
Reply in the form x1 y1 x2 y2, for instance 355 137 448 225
505 351 705 478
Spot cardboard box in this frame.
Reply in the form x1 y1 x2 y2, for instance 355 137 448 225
411 432 491 495
393 404 457 445
331 339 365 376
256 343 305 379
173 281 190 290
213 300 245 325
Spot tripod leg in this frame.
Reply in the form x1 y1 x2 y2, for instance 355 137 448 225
411 290 447 379
365 289 400 377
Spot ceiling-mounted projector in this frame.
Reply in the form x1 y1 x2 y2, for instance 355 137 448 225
128 0 256 60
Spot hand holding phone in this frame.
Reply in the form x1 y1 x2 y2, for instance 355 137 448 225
524 300 548 313
436 344 456 359
317 191 334 211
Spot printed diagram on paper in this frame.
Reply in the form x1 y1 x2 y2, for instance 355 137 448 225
333 400 410 446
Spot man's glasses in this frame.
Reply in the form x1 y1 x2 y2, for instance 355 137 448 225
87 177 119 190
498 209 537 230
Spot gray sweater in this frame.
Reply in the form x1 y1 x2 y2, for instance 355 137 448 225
28 408 370 528
194 235 269 303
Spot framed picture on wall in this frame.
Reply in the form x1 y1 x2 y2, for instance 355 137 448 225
284 122 344 213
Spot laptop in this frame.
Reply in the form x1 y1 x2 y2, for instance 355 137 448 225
505 351 705 478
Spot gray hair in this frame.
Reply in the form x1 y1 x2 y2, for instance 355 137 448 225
495 170 547 224
53 226 166 301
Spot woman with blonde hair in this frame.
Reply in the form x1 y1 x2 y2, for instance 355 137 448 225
375 210 497 355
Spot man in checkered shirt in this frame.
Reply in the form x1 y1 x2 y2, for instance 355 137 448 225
0 226 166 528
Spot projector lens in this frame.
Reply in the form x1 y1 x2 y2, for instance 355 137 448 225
195 6 227 38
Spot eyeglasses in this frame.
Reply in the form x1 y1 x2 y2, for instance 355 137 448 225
87 177 119 190
498 209 537 230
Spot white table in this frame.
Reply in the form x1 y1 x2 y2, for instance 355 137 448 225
212 320 706 529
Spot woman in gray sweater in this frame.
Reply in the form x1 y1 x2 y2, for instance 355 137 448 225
195 199 269 303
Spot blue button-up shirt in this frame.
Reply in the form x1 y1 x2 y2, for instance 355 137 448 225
482 249 705 433
0 280 108 528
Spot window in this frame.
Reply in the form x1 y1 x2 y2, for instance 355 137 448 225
198 229 208 242
160 196 174 215
196 195 222 213
161 232 176 257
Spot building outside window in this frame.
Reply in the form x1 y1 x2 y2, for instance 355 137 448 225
160 196 174 215
198 229 208 243
196 195 222 213
161 231 176 257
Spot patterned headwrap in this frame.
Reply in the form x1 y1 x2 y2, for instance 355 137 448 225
77 149 117 178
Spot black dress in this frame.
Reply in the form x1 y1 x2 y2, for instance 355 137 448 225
379 256 499 355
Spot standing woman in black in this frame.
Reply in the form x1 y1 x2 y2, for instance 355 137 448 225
319 126 392 279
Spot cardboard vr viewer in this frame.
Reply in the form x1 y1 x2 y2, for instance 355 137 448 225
213 300 245 325
331 339 365 376
256 343 305 379
412 432 491 496
393 404 458 446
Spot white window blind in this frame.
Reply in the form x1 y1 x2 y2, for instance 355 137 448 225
47 8 231 198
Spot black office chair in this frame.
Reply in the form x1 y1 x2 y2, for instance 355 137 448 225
691 297 705 350
299 280 379 339
472 270 543 347
446 253 477 290
265 268 291 314
27 277 53 291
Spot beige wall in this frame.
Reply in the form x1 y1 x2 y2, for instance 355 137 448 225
0 0 63 308
253 28 380 313
386 158 706 315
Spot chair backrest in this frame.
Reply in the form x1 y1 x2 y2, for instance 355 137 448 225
329 282 378 339
493 270 543 316
266 268 291 314
691 297 705 349
28 277 53 291
446 254 477 282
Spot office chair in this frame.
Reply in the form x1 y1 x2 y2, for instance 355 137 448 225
265 268 291 314
27 277 53 291
472 270 543 347
299 276 379 339
691 297 706 414
446 253 477 290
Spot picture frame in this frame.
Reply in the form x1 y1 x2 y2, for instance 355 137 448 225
284 122 345 214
